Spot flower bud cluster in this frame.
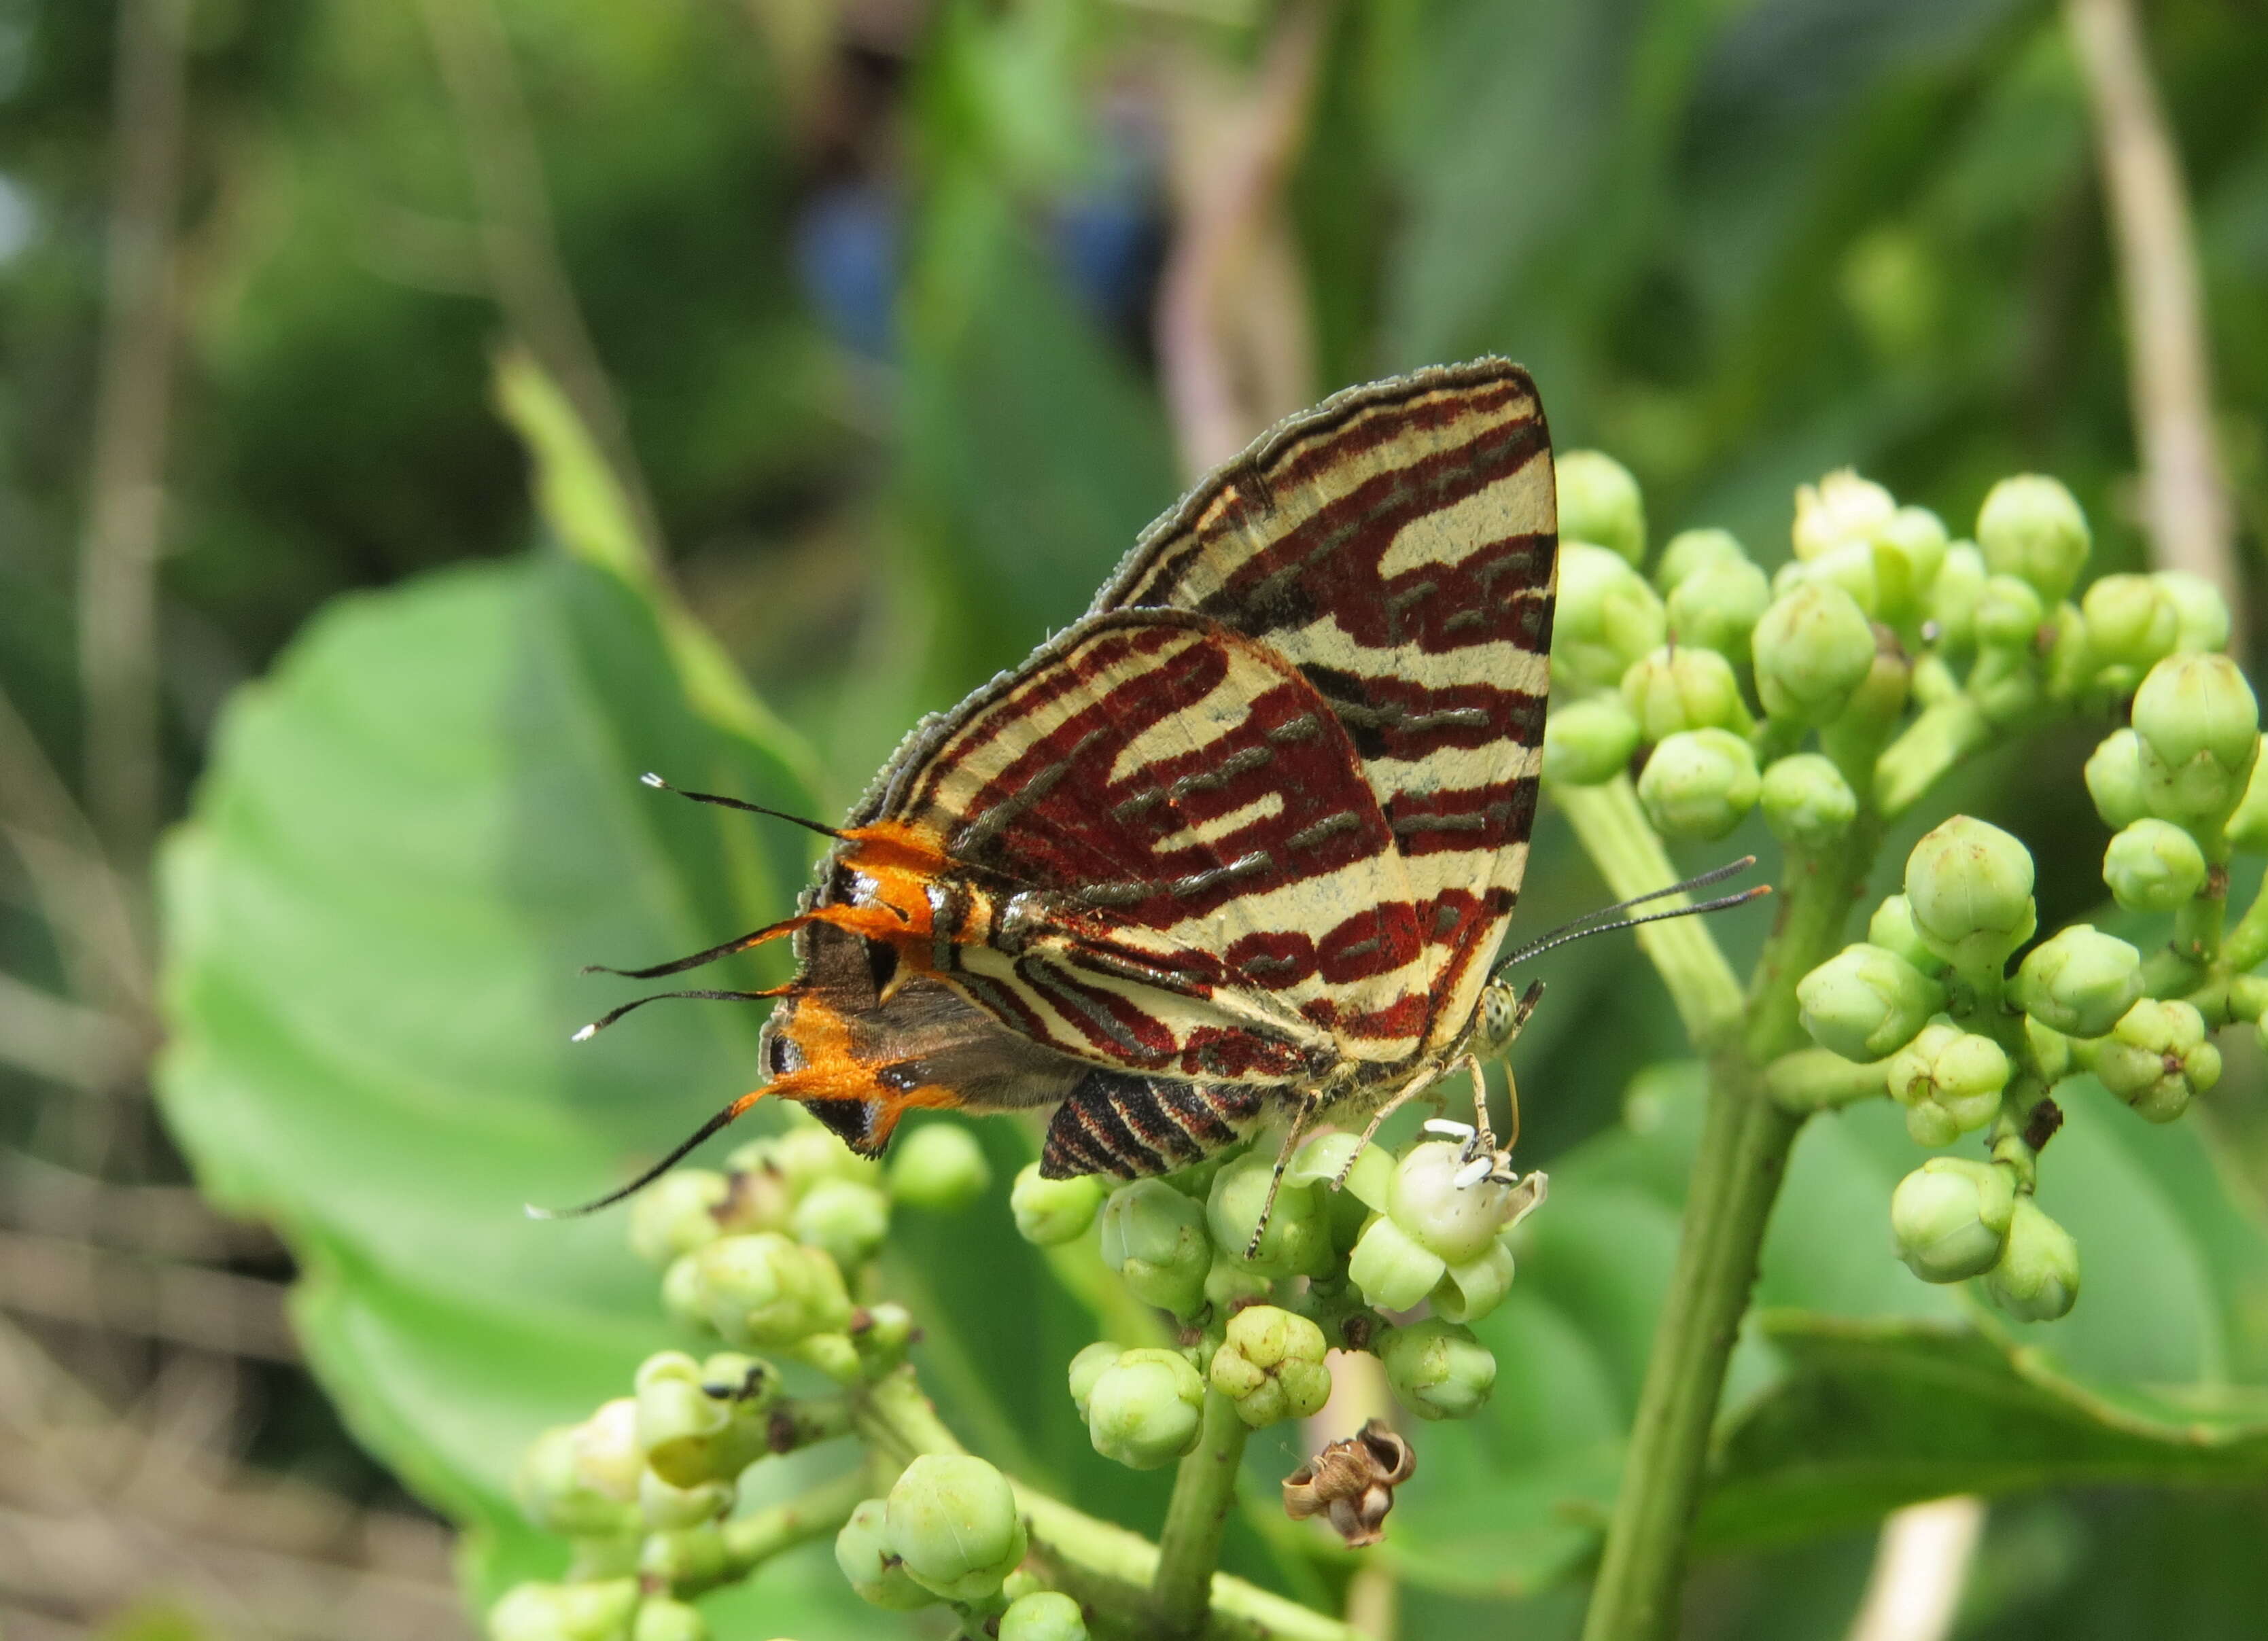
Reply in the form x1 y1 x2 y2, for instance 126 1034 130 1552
493 1114 999 1636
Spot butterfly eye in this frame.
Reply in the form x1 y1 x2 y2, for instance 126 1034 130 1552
767 1029 805 1077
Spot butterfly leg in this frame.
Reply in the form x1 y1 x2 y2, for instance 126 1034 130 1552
1246 1094 1323 1261
1329 1063 1450 1193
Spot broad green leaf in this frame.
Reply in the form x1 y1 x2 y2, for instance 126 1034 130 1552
1386 1065 2268 1595
154 552 1154 1629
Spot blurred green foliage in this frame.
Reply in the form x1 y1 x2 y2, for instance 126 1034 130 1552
3 0 2266 1632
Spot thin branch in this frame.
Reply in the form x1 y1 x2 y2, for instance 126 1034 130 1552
1845 1496 1985 1641
79 0 191 879
0 974 141 1095
419 0 667 562
2065 0 2240 648
1155 2 1329 480
0 1229 298 1362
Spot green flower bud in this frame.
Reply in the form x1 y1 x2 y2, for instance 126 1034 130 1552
634 1351 773 1488
1557 449 1647 565
2157 569 2231 653
660 1253 708 1336
1347 1213 1446 1311
2012 923 2143 1040
1904 816 2038 973
1928 543 1986 649
1867 895 1948 976
1203 1258 1274 1311
887 1454 1028 1602
2227 740 2268 852
1760 753 1857 852
1430 1237 1518 1325
640 1467 733 1533
2085 729 2151 830
1066 1341 1121 1417
1098 1180 1212 1316
1884 1022 2008 1146
790 1179 890 1270
1283 1129 1393 1214
2080 574 2179 685
691 1232 853 1349
629 1171 730 1267
1543 695 1642 786
1984 1199 2080 1321
2131 653 2261 827
1666 555 1773 660
1752 582 1875 725
2102 818 2206 913
1378 1320 1497 1422
1796 943 1945 1061
1620 646 1756 742
1792 469 1897 561
1654 527 1746 592
2095 997 2219 1123
733 1124 881 1200
514 1423 640 1538
1208 1305 1332 1428
1801 540 1895 620
1010 1164 1104 1246
1556 543 1669 690
1206 1150 1333 1278
488 1579 638 1641
2025 1013 2074 1083
1636 727 1761 841
631 1599 708 1641
999 1591 1089 1641
1977 475 2089 601
1875 506 1950 605
835 1496 935 1611
1085 1348 1206 1468
1973 574 2046 650
886 1122 992 1212
1890 1157 2017 1283
1386 1140 1516 1264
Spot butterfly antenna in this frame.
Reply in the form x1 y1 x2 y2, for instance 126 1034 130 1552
1495 885 1770 973
1492 857 1757 972
527 1090 767 1218
641 773 847 841
570 985 792 1042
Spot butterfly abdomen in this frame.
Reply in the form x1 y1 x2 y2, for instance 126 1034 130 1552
1040 1070 1268 1180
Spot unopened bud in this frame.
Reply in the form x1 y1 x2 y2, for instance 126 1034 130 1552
1654 527 1746 593
1976 475 2089 601
1793 469 1897 561
1797 942 1944 1061
1557 450 1647 566
834 1497 935 1611
1209 1305 1332 1428
1543 696 1642 786
1667 555 1773 660
2157 570 2231 654
487 1580 639 1641
2012 923 2143 1040
1636 727 1762 841
2094 997 2218 1123
1011 1165 1104 1246
1904 816 2037 973
790 1179 890 1270
1555 544 1669 690
887 1123 992 1213
1867 894 1947 976
1098 1180 1212 1316
1973 574 2046 651
2101 818 2206 913
1752 582 1875 724
999 1591 1089 1641
629 1171 731 1267
1085 1348 1206 1468
1206 1150 1332 1278
1929 543 1987 650
1884 1022 2008 1146
1891 1157 2017 1283
1984 1199 2079 1321
887 1454 1028 1602
2131 653 2261 828
1620 646 1755 742
1378 1320 1497 1421
1760 753 1857 852
2080 574 2179 684
2084 728 2151 830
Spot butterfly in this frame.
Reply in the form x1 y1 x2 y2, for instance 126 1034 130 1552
550 359 1752 1231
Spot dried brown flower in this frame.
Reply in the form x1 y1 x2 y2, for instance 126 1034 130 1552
1281 1419 1416 1548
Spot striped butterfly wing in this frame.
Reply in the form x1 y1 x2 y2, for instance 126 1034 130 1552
1094 357 1556 1057
858 608 1420 1085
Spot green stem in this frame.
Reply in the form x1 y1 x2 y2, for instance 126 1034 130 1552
719 1466 869 1578
1874 694 1989 817
1764 1046 1888 1112
1549 777 1746 1044
1580 819 1876 1641
1152 1390 1251 1637
2222 879 2268 972
856 1368 1357 1641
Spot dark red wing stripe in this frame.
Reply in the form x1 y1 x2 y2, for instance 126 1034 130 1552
1298 667 1548 764
1384 775 1541 859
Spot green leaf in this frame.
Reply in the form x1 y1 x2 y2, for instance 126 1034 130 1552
1385 1065 2268 1595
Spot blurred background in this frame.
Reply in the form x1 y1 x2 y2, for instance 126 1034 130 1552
3 0 2267 1638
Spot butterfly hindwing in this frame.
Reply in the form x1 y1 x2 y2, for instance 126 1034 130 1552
1097 359 1557 1053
